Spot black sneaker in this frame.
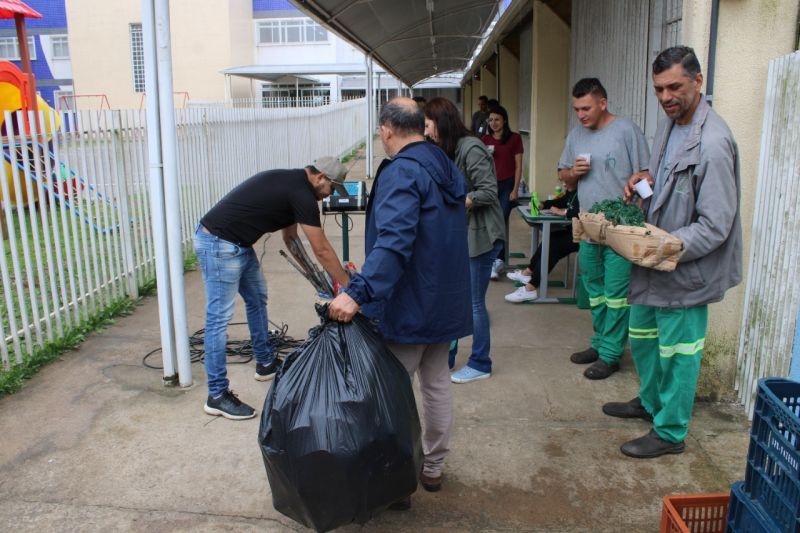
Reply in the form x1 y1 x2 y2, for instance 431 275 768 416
204 390 256 420
254 360 279 382
603 397 653 422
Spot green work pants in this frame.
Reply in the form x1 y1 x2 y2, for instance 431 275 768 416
629 304 708 443
578 241 631 364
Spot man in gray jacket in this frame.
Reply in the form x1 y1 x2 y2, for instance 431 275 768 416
603 46 742 458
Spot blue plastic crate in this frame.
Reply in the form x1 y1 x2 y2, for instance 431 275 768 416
744 378 800 532
727 481 781 533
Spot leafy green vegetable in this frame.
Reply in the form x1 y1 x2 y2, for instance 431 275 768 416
589 198 645 227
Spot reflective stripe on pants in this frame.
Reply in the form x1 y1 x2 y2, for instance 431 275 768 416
578 241 631 364
629 304 708 443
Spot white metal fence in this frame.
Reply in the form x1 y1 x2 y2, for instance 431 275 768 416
0 98 366 369
736 51 800 414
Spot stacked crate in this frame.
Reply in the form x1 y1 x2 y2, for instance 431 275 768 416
659 378 800 533
727 378 800 532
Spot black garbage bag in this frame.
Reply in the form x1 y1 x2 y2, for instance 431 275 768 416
258 305 423 532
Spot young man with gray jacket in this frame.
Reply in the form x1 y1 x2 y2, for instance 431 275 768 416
604 46 742 458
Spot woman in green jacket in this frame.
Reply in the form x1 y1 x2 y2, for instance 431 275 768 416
424 97 505 384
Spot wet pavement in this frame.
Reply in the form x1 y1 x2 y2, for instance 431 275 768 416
0 142 752 532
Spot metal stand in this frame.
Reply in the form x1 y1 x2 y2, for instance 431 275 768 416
341 213 349 262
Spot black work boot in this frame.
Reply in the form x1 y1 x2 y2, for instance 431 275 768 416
583 359 619 380
602 397 653 422
621 429 685 458
570 347 599 364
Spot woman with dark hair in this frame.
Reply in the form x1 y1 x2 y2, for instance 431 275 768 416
424 97 505 384
482 105 524 280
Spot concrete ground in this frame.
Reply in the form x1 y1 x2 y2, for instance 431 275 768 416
0 141 752 532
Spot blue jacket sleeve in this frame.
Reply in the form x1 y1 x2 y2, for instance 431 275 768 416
345 167 422 305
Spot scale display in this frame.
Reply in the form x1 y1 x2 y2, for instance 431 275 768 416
322 181 367 213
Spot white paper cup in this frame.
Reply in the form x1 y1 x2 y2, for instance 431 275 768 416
578 153 591 165
634 179 654 199
487 145 495 154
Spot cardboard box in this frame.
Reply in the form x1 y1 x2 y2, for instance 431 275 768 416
573 212 684 272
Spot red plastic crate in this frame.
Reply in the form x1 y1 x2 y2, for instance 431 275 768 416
660 493 730 533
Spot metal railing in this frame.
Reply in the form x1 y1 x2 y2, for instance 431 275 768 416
0 98 367 370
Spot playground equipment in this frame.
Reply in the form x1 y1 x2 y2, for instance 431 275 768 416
57 93 111 111
0 61 62 206
138 91 190 110
0 61 123 233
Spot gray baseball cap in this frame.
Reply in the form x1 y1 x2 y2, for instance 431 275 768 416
314 156 349 196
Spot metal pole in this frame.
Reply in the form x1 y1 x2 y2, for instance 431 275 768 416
14 14 39 129
224 74 231 104
341 214 349 262
376 72 382 107
142 0 177 385
365 55 374 178
154 0 192 387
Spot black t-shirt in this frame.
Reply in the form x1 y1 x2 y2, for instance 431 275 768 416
200 169 321 246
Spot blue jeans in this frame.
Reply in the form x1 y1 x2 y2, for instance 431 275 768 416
449 240 503 373
496 178 515 261
194 226 275 397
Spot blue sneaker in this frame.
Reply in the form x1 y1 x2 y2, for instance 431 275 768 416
451 366 491 384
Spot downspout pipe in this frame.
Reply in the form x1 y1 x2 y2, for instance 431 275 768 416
705 0 720 105
154 0 192 387
141 0 177 385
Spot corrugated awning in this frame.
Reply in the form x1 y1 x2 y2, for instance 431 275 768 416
289 0 502 86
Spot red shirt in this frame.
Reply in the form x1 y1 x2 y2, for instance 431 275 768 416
482 132 523 181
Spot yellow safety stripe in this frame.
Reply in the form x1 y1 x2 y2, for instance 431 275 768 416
659 338 705 358
589 295 606 307
606 297 630 309
629 327 658 339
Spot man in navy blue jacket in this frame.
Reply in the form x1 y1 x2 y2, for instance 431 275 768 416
329 97 472 500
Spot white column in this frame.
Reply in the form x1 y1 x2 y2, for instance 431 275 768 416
155 0 192 388
365 56 374 178
142 0 178 384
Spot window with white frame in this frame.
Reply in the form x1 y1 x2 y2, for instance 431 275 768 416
257 19 328 44
50 35 70 59
53 89 74 111
0 36 37 61
129 24 145 93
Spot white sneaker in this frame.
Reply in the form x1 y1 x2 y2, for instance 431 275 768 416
506 270 532 284
490 259 504 280
504 286 539 303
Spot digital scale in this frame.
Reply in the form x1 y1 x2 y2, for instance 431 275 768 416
321 181 367 261
322 181 367 213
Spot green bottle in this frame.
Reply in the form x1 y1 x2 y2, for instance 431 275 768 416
530 191 540 216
